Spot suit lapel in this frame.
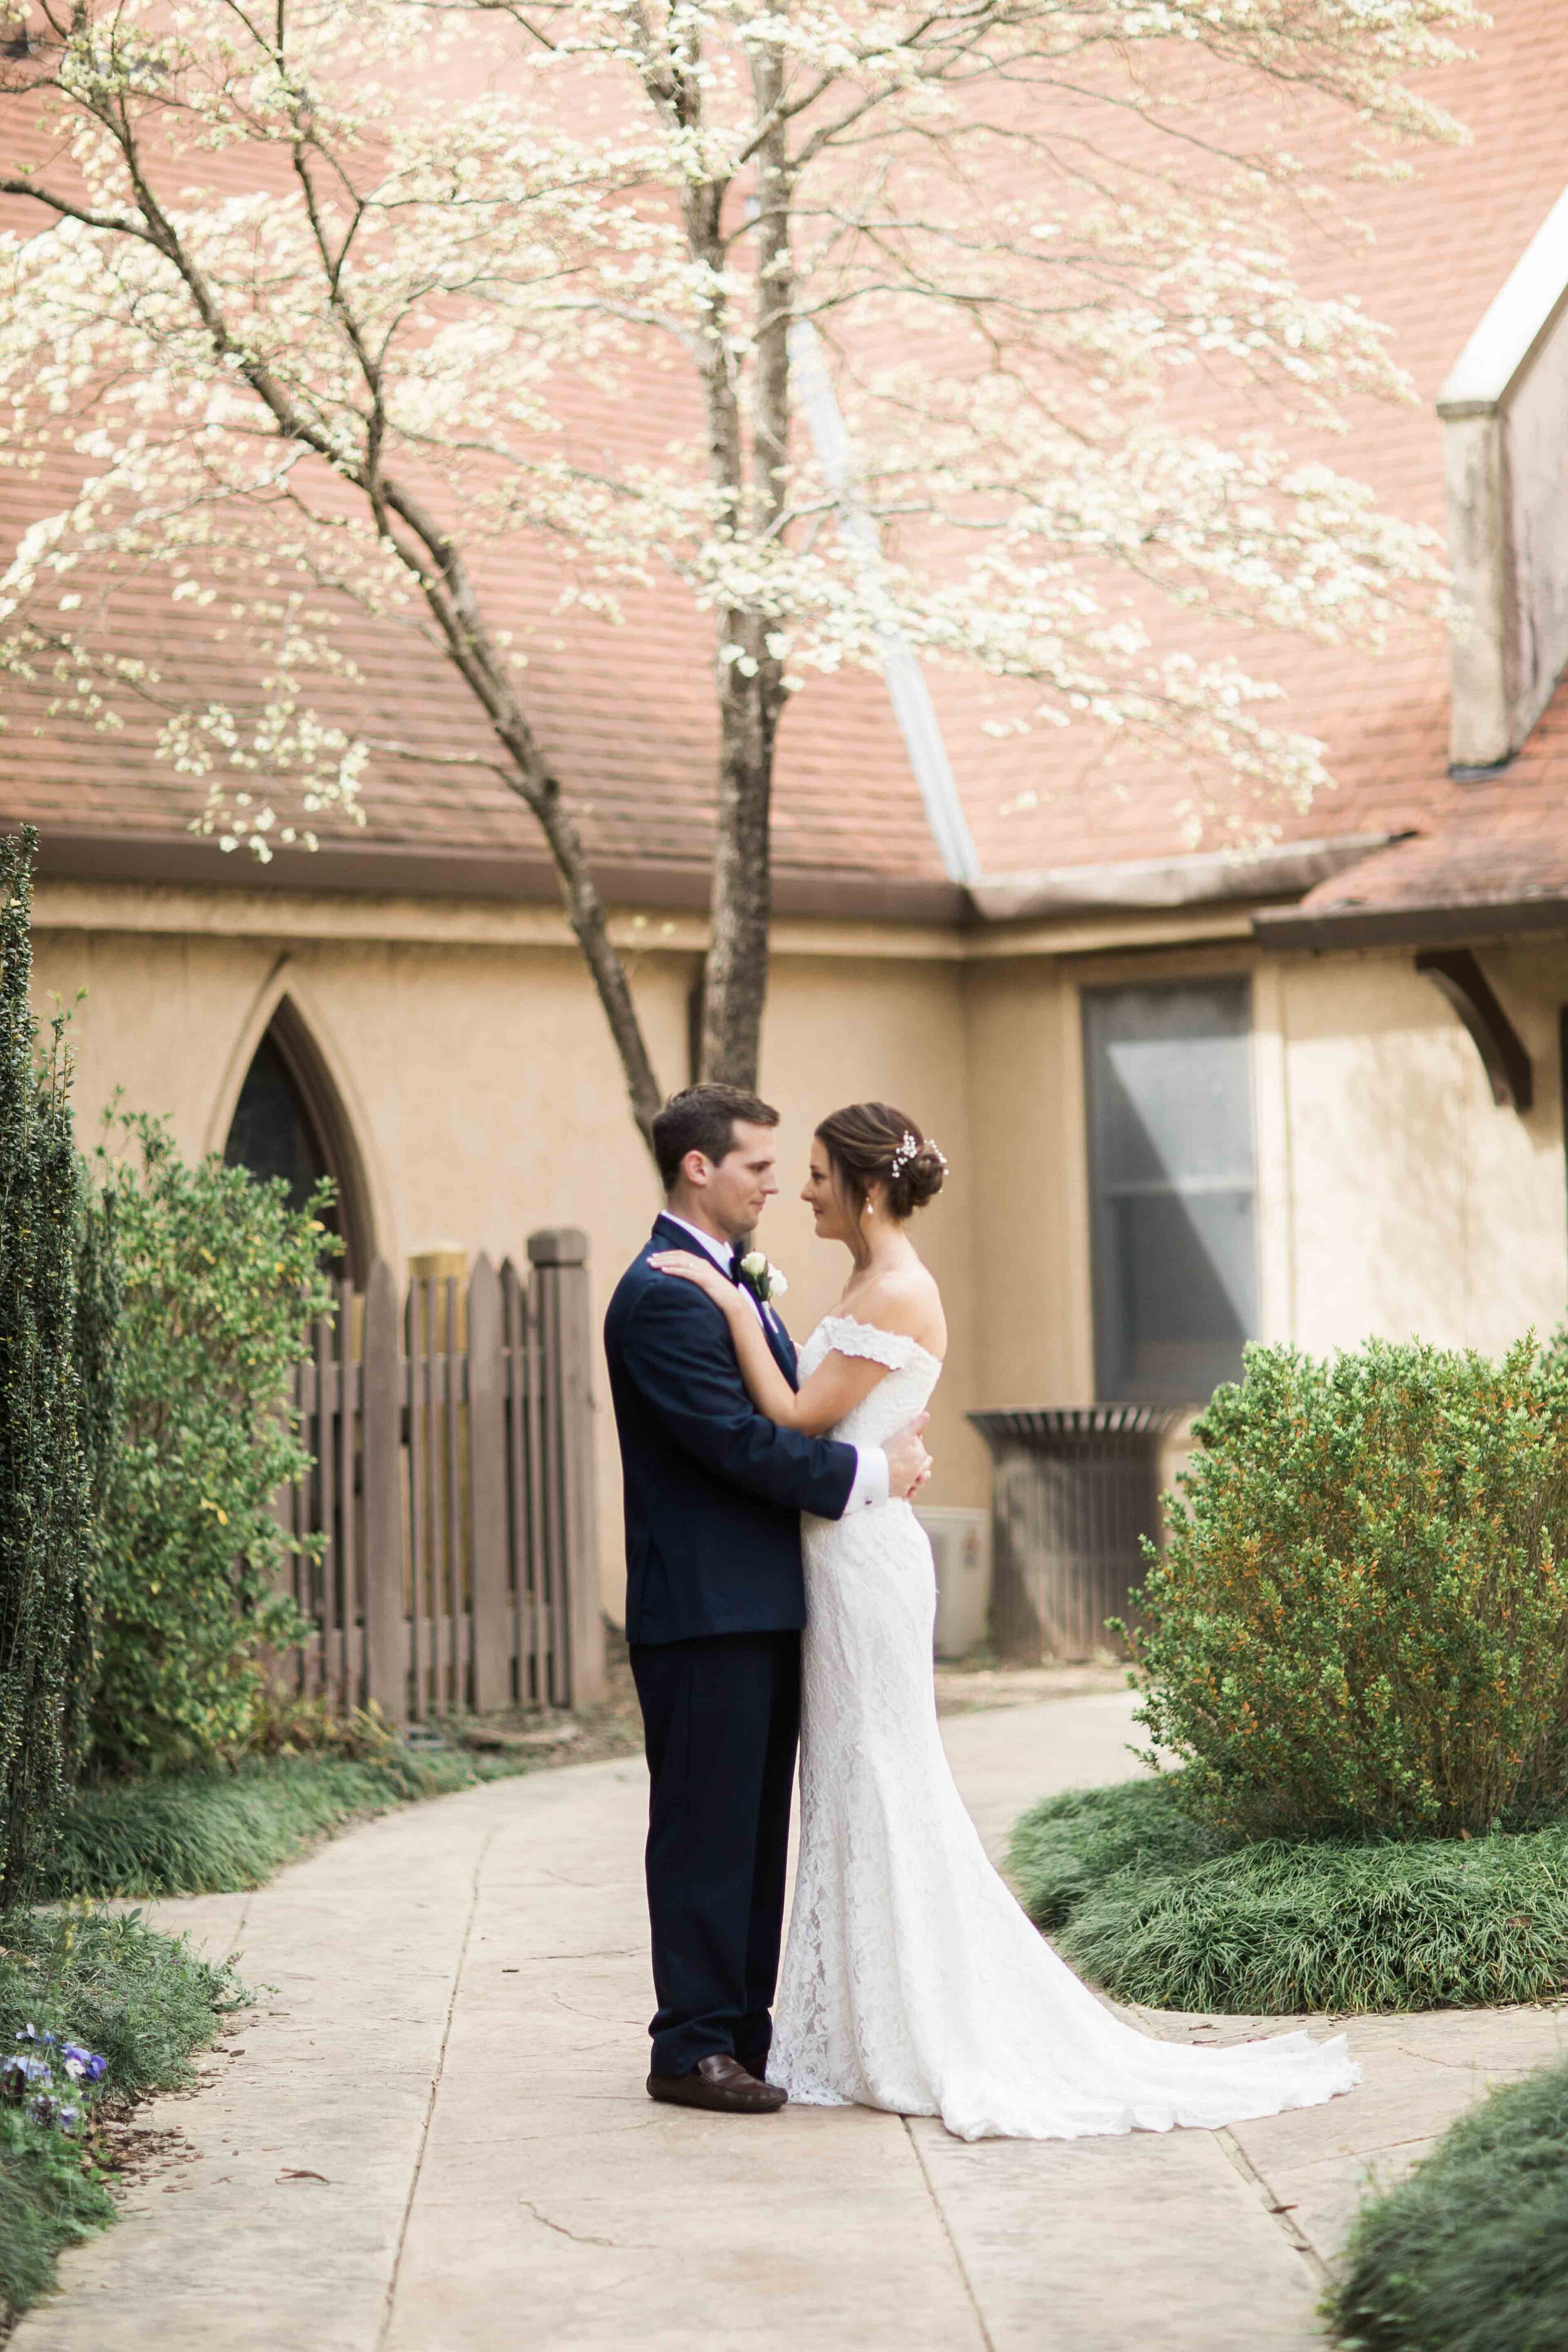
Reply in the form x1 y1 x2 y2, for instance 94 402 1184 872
762 1308 798 1390
647 1217 800 1394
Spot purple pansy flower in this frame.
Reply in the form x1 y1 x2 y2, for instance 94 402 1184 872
6 2028 109 2127
2 2052 55 2091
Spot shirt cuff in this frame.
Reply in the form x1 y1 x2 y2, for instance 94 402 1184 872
845 1446 890 1513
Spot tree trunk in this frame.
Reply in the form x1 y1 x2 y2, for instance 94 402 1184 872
703 637 777 1086
697 38 793 1092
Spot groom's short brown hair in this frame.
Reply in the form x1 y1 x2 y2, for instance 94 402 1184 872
652 1084 780 1191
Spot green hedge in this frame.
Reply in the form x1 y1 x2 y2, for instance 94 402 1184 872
1329 2057 1568 2351
0 829 102 1905
1010 1779 1568 2014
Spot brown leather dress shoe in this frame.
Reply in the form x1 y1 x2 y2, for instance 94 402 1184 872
646 2055 788 2114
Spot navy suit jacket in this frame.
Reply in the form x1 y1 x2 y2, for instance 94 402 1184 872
604 1214 859 1645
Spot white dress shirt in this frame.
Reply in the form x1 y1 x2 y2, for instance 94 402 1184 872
658 1213 890 1513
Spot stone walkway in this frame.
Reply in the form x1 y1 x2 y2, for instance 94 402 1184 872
17 1692 1568 2351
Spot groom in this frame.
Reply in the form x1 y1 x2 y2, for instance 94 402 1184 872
604 1084 932 2114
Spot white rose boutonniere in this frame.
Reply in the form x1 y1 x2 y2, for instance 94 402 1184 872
738 1250 789 1306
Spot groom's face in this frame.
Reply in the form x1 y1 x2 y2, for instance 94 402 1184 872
702 1119 781 1239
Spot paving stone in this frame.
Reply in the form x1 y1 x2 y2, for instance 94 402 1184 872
909 2118 1326 2351
15 1693 1559 2351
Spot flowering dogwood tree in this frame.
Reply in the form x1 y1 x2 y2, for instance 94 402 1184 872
0 0 1474 1139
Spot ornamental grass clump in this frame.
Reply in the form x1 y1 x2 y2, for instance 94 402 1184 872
1328 2055 1568 2352
1130 1338 1568 1841
1056 1813 1568 2015
45 1744 487 1897
0 2104 114 2319
1009 1777 1226 1932
1010 1779 1568 2014
0 1905 240 2106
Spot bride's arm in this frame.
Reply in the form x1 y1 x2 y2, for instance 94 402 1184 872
649 1252 888 1434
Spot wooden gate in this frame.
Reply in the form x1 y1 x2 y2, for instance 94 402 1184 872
280 1228 604 1724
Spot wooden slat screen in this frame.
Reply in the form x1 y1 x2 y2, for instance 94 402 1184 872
280 1232 604 1725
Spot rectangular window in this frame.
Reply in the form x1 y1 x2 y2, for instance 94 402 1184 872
1083 978 1258 1403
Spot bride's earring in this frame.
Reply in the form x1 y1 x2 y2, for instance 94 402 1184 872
866 1200 875 1216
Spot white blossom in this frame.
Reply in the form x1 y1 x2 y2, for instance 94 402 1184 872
0 0 1474 863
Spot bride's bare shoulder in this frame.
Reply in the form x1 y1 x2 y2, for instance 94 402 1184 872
844 1259 947 1359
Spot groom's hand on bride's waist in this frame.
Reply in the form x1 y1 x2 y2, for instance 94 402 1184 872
884 1413 932 1502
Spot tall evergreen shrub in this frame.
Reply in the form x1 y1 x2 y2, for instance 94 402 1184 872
65 1180 123 1767
0 830 98 1905
1131 1338 1568 1841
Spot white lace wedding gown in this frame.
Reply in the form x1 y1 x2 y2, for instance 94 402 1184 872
767 1313 1359 2142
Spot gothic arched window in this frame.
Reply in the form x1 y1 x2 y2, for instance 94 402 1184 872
223 1001 371 1281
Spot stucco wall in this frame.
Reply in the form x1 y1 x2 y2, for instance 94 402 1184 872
757 950 988 1518
963 952 1090 1407
30 889 986 1626
1266 943 1568 1355
29 884 1568 1632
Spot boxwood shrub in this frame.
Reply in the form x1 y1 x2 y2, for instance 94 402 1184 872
1130 1338 1568 1841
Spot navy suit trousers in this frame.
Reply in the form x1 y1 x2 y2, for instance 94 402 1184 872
630 1628 800 2079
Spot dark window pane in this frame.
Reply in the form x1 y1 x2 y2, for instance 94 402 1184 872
224 1032 342 1251
1085 980 1256 1402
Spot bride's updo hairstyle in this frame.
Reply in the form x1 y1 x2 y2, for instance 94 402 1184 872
815 1103 948 1224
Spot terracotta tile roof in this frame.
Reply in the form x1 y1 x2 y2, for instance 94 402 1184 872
941 0 1568 887
0 441 946 891
1254 673 1568 948
3 1 1567 913
9 601 945 887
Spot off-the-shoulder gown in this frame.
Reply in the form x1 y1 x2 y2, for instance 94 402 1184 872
766 1313 1358 2142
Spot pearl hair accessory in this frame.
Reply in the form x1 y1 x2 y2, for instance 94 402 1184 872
889 1131 950 1181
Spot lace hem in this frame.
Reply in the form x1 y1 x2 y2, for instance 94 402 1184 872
817 1313 918 1372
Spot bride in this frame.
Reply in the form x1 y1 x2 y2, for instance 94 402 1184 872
650 1099 1357 2143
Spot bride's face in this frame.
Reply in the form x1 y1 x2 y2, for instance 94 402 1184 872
802 1143 856 1244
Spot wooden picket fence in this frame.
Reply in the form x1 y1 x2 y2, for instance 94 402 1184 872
278 1228 605 1725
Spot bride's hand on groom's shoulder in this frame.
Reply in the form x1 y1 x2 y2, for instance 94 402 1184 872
649 1249 736 1310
